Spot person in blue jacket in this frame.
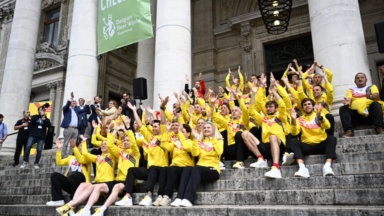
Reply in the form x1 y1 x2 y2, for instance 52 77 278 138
21 103 51 169
76 98 91 144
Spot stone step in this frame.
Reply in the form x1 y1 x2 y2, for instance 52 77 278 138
0 188 383 206
223 151 384 168
1 161 383 188
1 174 383 196
334 129 377 138
0 204 383 216
1 134 382 167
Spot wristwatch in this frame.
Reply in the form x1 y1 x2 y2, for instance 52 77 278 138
320 65 324 69
299 78 303 80
160 107 166 111
319 116 324 121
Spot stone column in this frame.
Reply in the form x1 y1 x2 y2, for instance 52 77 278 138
0 2 15 94
153 0 191 110
0 0 42 156
54 81 64 138
46 83 57 124
60 0 99 138
136 0 156 109
97 53 107 101
308 0 370 119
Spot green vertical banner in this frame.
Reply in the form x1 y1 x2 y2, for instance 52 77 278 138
98 0 153 55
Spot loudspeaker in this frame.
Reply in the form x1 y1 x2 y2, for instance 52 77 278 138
44 126 55 150
133 77 148 100
375 22 384 54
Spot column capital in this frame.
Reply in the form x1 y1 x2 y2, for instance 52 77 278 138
0 2 16 24
55 80 65 88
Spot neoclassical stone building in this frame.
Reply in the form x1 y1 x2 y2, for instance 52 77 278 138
0 0 383 156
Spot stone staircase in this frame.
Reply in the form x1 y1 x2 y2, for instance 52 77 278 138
0 129 383 215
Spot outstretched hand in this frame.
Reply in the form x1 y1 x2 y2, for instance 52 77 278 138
290 108 296 119
56 139 62 150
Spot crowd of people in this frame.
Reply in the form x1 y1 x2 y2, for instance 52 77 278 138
1 60 384 216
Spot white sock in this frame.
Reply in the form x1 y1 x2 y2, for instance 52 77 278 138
325 162 331 167
83 205 91 211
299 163 306 169
125 195 131 199
67 202 73 208
100 205 107 212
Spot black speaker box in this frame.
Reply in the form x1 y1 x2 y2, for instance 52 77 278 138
133 77 148 100
44 126 55 150
375 22 384 54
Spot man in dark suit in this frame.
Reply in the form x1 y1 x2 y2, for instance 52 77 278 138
60 92 90 158
122 92 136 128
88 96 104 147
379 65 384 101
76 98 91 143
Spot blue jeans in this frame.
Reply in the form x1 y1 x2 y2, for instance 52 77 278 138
23 136 45 164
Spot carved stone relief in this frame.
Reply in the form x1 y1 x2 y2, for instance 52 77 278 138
239 21 255 74
34 59 60 71
0 2 15 24
42 0 65 9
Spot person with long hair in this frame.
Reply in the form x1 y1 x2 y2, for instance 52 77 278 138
96 100 118 124
170 121 223 207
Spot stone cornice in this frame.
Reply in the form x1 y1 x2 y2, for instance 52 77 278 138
32 78 64 89
193 46 218 55
106 68 132 83
193 66 217 74
110 50 137 67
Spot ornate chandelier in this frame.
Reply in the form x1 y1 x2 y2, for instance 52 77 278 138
258 0 293 35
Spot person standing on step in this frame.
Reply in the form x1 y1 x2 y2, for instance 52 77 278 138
170 121 223 207
61 92 88 158
21 104 51 169
115 99 169 207
0 114 8 158
12 110 30 167
46 139 91 212
122 92 136 129
76 98 91 144
287 98 337 177
339 73 384 137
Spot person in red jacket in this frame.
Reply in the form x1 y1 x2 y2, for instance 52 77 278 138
185 73 206 99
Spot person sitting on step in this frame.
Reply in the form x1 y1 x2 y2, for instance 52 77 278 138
287 98 337 177
339 72 384 137
56 135 117 216
170 121 223 207
115 99 169 207
46 139 91 212
85 118 140 216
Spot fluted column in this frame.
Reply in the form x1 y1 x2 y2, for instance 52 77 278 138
60 0 99 139
153 0 191 110
0 0 42 156
54 81 64 138
136 0 156 109
46 83 57 124
308 0 370 119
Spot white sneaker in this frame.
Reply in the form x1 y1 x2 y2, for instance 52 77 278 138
232 161 245 169
159 195 172 206
264 166 282 179
46 200 64 206
282 153 295 166
170 198 182 207
219 161 226 170
152 195 162 206
250 158 268 168
323 165 335 177
20 161 28 169
91 208 104 216
68 210 76 216
74 208 91 216
179 199 193 207
115 196 133 206
294 167 310 178
34 164 40 169
139 195 152 206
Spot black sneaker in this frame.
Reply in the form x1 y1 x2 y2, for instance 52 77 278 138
12 162 19 167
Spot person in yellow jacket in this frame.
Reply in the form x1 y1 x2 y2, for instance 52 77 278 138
117 101 169 207
245 81 288 179
170 121 224 207
210 87 250 169
152 110 196 207
226 66 244 93
89 118 140 216
56 132 117 216
287 98 337 178
339 72 384 137
47 139 91 211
